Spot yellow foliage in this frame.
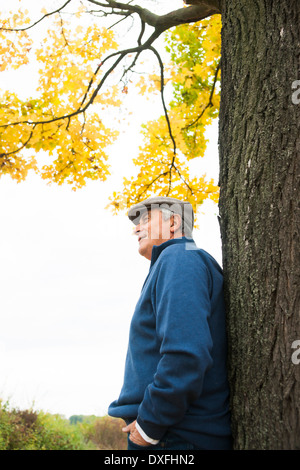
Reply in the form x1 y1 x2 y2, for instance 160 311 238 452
0 10 32 71
0 3 221 212
0 4 120 189
109 15 222 218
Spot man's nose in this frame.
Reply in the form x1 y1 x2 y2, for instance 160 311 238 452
134 224 140 235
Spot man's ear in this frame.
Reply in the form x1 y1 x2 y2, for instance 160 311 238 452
170 214 182 233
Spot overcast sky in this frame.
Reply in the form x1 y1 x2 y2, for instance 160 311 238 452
0 0 222 418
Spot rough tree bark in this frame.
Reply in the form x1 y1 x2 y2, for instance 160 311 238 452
218 0 300 449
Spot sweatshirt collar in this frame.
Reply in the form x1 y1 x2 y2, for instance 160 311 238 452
150 237 195 268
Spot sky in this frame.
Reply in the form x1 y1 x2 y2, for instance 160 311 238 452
0 0 222 418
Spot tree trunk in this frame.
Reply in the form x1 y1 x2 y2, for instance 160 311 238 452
218 0 300 449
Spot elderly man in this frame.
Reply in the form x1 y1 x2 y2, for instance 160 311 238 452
108 196 232 450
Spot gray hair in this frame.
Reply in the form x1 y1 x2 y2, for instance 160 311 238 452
159 207 192 238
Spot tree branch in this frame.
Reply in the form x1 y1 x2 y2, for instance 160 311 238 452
173 164 194 194
1 0 221 130
136 171 169 201
149 46 177 156
184 60 220 129
87 1 220 32
0 28 163 131
184 0 221 11
1 0 72 32
0 0 221 168
0 125 36 158
137 18 146 46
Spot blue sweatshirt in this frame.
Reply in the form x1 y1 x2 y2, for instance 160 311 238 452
108 237 232 449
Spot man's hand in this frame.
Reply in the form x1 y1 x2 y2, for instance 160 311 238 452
122 420 151 447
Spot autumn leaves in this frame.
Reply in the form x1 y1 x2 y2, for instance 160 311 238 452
0 2 221 214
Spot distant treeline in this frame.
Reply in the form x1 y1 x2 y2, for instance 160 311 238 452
69 414 97 425
0 400 127 450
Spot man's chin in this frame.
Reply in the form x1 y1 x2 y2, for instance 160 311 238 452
138 239 152 260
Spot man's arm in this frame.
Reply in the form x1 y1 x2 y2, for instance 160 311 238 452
136 248 214 441
122 420 159 446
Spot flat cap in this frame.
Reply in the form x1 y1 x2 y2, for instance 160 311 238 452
127 196 194 234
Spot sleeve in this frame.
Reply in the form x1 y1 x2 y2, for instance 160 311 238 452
135 422 160 445
136 248 214 441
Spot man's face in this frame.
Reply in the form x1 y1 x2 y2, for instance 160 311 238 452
134 209 174 260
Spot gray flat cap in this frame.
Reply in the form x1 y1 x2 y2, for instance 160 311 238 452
128 196 194 234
